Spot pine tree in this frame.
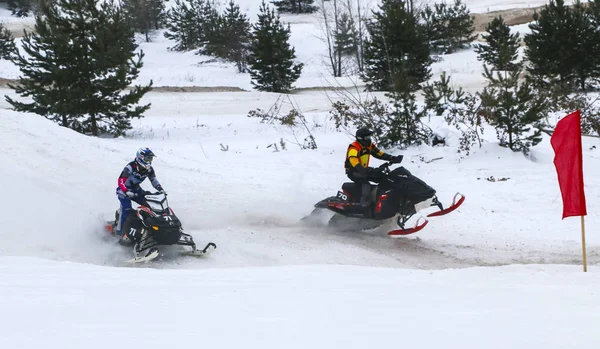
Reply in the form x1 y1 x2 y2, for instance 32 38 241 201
248 1 303 92
478 66 548 154
384 91 430 147
0 22 16 60
5 0 152 137
420 0 476 54
524 0 600 91
271 0 317 14
419 4 443 54
444 0 476 53
473 10 548 154
335 12 356 56
474 16 520 71
163 0 198 51
163 0 218 52
122 0 166 42
361 0 431 93
7 0 33 17
197 0 224 54
206 0 251 73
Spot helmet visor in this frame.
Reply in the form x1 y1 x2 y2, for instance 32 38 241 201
141 154 153 164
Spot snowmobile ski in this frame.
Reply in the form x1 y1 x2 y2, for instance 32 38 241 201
126 247 160 263
388 216 429 236
427 192 465 217
181 242 217 258
388 193 465 236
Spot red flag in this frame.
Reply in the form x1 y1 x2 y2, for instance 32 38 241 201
550 110 587 219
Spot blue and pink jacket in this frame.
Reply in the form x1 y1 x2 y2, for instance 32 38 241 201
117 161 161 194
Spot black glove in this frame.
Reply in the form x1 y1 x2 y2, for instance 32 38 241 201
367 166 383 176
156 185 167 195
390 155 403 164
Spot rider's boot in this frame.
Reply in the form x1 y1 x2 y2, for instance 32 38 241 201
360 183 371 207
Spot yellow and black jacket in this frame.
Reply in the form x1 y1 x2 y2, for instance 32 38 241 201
345 141 393 174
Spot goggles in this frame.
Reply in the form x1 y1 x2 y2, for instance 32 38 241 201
357 135 372 143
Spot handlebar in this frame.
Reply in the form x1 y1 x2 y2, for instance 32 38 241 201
139 191 166 196
378 162 392 169
378 161 395 173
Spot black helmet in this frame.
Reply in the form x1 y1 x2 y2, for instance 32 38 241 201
355 127 373 147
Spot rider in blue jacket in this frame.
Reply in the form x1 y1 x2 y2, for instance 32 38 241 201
115 148 166 239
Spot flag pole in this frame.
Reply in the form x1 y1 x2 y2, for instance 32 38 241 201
581 215 587 272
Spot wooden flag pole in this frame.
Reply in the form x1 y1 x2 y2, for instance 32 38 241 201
581 215 587 272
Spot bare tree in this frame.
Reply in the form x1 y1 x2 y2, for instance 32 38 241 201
344 0 368 72
319 0 341 77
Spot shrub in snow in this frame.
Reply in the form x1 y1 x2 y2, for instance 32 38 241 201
0 22 16 60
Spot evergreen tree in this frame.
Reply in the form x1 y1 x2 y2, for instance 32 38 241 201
271 0 317 14
478 66 548 154
474 12 548 154
248 1 303 92
122 0 166 42
204 0 251 72
524 0 600 90
384 91 430 147
163 0 198 51
419 4 443 54
331 11 356 76
7 0 33 17
420 0 476 54
5 0 152 137
163 0 218 52
474 16 520 71
444 0 476 53
361 0 431 93
334 12 356 56
0 22 16 60
196 0 222 54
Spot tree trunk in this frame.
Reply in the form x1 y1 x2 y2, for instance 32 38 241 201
355 0 364 71
91 114 98 136
321 0 339 77
334 0 341 77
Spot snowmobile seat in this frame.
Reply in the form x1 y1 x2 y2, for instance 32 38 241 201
341 182 358 193
341 182 378 202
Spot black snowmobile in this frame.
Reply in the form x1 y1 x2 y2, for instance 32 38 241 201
309 161 465 236
107 191 216 263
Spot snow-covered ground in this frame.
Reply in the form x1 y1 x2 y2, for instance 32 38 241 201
3 259 600 349
1 1 600 348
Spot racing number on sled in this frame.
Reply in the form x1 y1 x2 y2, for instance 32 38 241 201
337 191 348 201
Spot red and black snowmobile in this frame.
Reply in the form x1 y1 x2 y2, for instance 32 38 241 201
309 162 464 236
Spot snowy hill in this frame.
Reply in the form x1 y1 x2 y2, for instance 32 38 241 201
1 1 600 348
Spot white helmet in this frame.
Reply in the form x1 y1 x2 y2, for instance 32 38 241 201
135 148 155 170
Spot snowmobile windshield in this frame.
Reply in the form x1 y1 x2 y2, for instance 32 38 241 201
144 194 168 213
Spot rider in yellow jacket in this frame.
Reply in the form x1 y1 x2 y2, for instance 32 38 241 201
345 127 403 207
